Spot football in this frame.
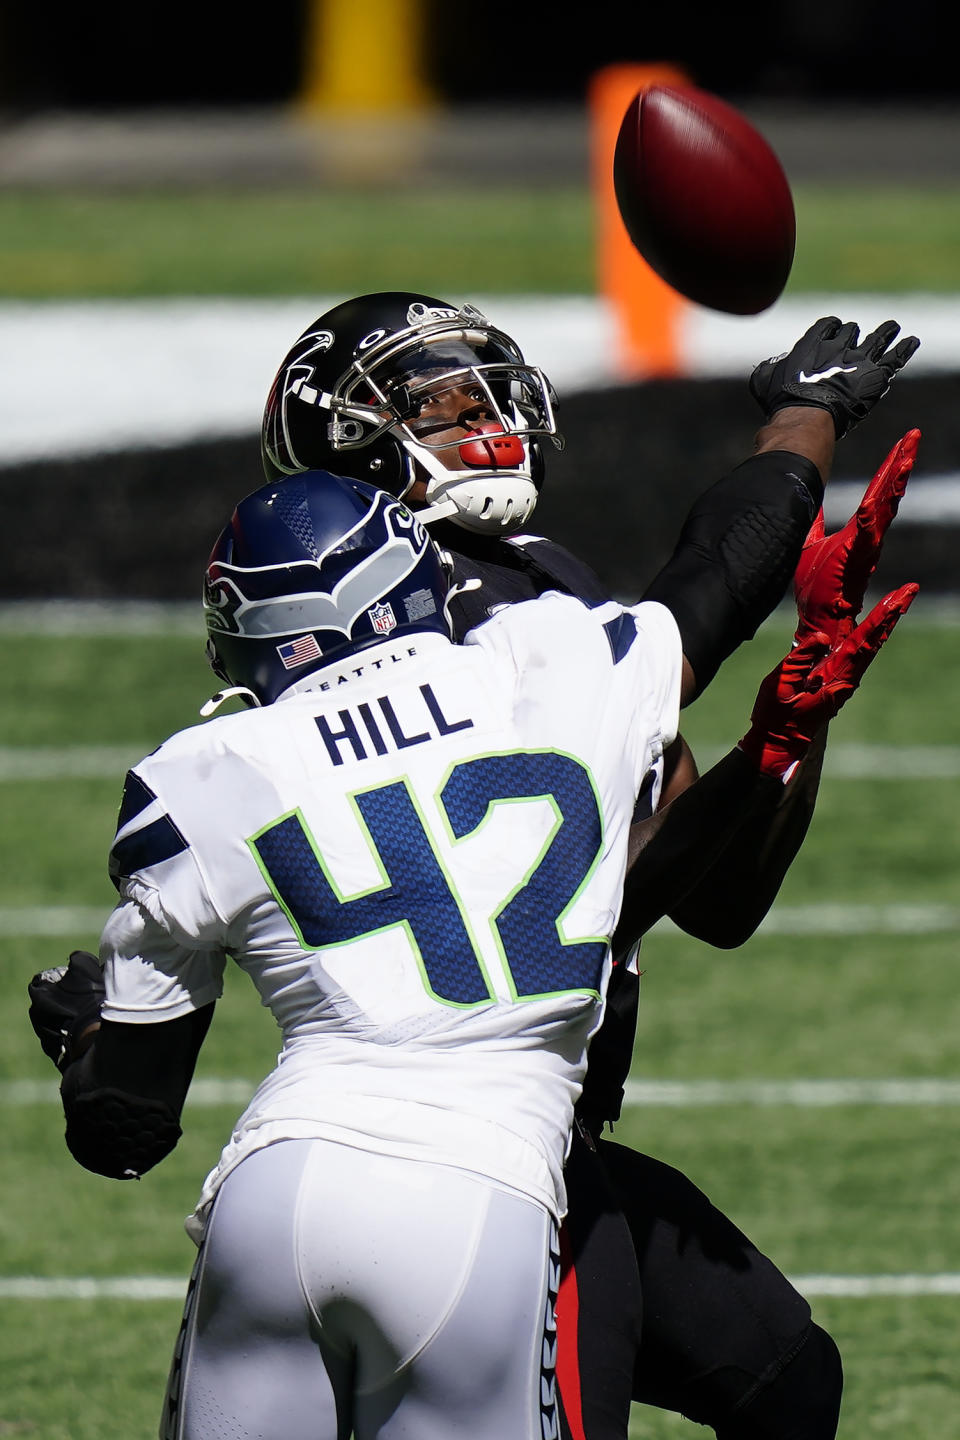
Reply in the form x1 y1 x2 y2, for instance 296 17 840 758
613 84 796 315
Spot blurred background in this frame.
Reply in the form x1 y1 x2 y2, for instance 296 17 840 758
1 0 959 600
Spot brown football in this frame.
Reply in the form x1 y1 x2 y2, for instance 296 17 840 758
613 85 796 315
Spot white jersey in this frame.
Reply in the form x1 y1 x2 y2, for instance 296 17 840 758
100 593 682 1227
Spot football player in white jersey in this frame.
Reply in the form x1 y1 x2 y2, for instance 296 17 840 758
35 468 690 1440
29 460 915 1440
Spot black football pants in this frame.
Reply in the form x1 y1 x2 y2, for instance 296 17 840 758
556 1129 842 1440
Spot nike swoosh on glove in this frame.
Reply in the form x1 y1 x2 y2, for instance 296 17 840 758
749 316 920 438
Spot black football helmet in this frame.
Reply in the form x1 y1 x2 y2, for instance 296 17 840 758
203 469 453 707
260 292 563 535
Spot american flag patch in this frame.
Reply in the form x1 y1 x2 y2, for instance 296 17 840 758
277 633 322 669
404 587 437 622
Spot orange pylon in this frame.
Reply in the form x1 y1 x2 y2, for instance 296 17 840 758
588 64 691 379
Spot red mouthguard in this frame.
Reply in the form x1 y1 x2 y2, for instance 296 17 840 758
458 423 525 469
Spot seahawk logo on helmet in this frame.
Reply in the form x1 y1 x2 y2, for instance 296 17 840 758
203 470 453 706
260 291 563 536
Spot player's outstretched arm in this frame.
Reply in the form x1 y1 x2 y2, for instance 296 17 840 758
659 740 823 948
615 584 917 951
645 317 920 703
616 429 921 950
661 428 921 945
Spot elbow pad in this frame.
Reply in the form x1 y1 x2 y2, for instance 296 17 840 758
643 451 823 693
62 1083 182 1180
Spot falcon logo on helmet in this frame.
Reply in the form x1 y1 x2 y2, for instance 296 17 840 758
260 291 564 536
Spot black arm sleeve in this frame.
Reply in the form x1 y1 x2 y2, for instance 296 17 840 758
667 730 826 948
611 736 826 957
575 959 640 1139
642 451 823 695
59 1005 214 1179
610 749 779 952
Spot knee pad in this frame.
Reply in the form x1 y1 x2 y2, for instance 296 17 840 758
715 1322 843 1440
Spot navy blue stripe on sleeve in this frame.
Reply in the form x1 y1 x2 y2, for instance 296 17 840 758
110 814 189 888
115 770 159 834
602 613 638 665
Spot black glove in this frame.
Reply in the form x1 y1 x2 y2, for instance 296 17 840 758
749 316 920 439
28 950 105 1074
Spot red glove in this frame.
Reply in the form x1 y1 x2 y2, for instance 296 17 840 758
794 428 921 645
739 583 918 779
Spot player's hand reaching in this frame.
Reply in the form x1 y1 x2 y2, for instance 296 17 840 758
738 584 918 779
794 429 921 645
739 430 920 780
750 316 920 438
28 950 104 1074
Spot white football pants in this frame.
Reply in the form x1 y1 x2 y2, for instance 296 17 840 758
161 1137 559 1440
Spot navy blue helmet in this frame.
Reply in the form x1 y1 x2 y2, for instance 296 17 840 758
203 470 453 706
260 291 563 535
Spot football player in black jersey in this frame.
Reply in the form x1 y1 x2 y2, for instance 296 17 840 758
254 293 920 1440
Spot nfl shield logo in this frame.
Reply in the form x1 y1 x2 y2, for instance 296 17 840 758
368 602 397 636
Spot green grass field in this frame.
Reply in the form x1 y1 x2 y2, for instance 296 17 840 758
2 182 959 297
0 606 957 1439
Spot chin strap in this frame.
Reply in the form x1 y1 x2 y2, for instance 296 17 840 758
443 576 482 631
405 429 540 535
200 687 260 717
419 472 539 534
417 496 461 526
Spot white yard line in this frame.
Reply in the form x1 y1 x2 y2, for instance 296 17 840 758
3 1077 258 1105
2 899 958 941
6 1076 960 1109
1 597 958 636
1 1273 957 1300
1 743 959 782
0 906 113 935
650 903 960 937
0 747 143 780
621 1078 960 1107
679 744 960 778
821 745 960 779
792 1274 960 1297
0 1276 190 1300
3 900 958 941
0 600 200 635
2 295 960 466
